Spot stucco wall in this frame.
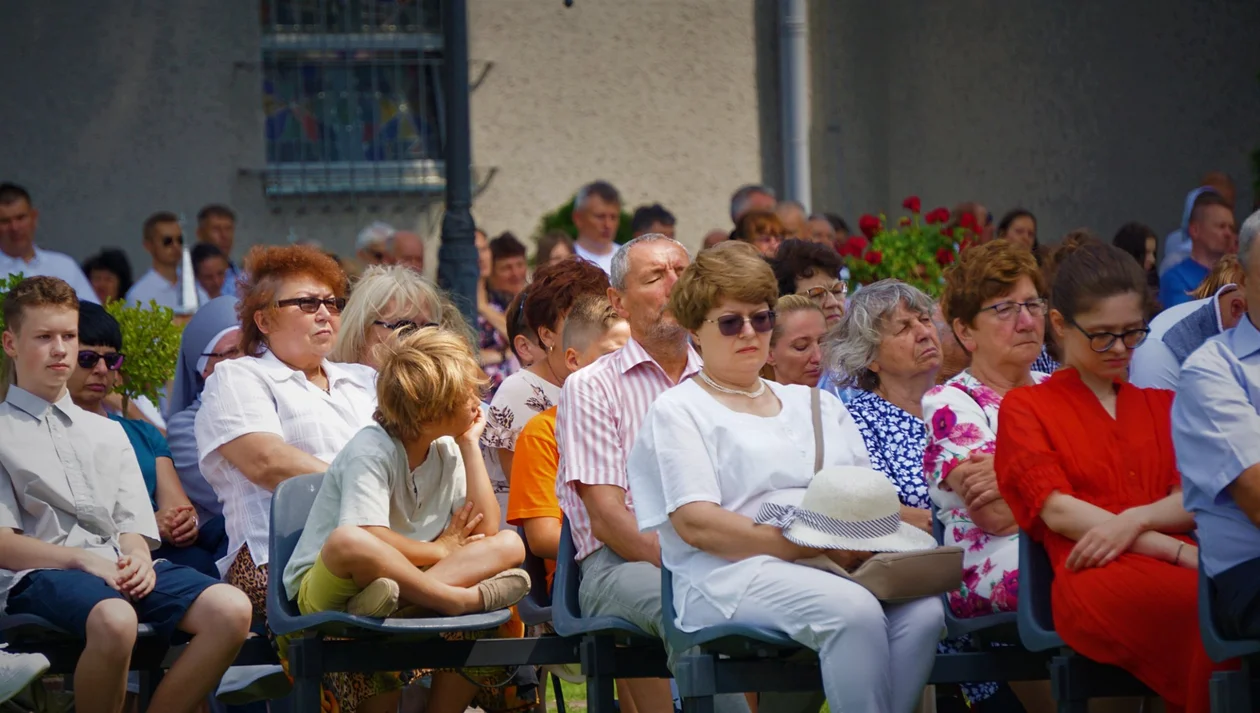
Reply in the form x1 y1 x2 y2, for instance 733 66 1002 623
810 0 1260 244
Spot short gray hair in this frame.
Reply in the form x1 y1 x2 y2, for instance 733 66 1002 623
356 220 395 251
610 233 681 290
574 180 621 212
730 184 775 223
826 279 935 391
1239 209 1260 267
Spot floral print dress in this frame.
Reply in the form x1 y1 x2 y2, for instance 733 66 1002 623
922 369 1048 618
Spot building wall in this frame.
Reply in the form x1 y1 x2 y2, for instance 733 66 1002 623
810 0 1260 244
0 0 766 278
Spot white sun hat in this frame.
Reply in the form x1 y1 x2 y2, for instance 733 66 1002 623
757 466 937 552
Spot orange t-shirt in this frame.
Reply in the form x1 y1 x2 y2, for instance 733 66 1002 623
507 406 561 589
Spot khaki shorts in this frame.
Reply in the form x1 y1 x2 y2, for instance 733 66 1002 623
296 554 363 615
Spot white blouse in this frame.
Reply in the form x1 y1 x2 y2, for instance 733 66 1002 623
480 369 560 524
195 350 378 575
628 379 871 631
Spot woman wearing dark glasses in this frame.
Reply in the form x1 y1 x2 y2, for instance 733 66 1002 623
996 242 1231 711
331 264 467 369
66 303 225 577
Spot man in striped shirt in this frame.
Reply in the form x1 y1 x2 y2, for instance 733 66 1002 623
557 234 773 713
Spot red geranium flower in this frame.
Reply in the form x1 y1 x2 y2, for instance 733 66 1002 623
935 248 955 266
925 207 950 225
902 196 921 214
959 212 980 232
858 214 881 239
864 250 883 265
844 235 869 256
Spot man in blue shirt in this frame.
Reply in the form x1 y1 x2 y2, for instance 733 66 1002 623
1174 209 1260 638
1160 191 1236 309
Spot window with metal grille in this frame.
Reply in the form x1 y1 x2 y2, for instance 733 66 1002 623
260 0 446 196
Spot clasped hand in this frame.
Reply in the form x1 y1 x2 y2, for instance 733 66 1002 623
1066 511 1143 571
952 453 1002 510
79 551 156 600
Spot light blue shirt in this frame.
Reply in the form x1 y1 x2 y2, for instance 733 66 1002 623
1173 315 1260 577
0 247 98 304
1130 296 1217 391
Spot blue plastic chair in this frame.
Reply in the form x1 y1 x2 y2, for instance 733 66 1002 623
1016 531 1151 711
516 526 553 628
933 511 1019 641
552 518 668 713
1198 566 1260 712
267 474 512 712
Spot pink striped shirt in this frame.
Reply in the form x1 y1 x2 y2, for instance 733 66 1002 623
556 337 702 561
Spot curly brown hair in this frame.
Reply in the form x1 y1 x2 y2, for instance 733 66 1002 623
941 239 1045 328
668 241 779 331
523 257 612 341
237 244 347 358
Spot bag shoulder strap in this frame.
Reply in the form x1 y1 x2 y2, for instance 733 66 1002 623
811 387 823 472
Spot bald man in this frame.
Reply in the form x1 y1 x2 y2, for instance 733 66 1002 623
388 231 425 274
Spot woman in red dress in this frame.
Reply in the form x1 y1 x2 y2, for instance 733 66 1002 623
995 242 1234 713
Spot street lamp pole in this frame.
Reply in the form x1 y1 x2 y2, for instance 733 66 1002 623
437 0 478 329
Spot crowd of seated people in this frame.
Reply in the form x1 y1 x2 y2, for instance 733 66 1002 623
3 169 1260 713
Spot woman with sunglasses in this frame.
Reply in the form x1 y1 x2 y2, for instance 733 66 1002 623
66 303 225 576
627 241 943 712
996 242 1231 711
331 264 469 369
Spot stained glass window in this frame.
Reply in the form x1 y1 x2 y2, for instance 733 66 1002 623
260 0 446 195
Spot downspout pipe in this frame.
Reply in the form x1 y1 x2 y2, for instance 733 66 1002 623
778 0 811 212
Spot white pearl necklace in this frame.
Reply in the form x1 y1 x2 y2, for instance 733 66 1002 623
698 369 766 398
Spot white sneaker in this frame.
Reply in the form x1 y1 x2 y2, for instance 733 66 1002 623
0 644 50 703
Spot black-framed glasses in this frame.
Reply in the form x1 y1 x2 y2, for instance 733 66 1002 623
276 296 346 314
160 234 184 248
201 346 241 360
799 282 848 303
979 298 1048 321
373 319 439 334
78 351 125 371
1069 321 1150 353
704 310 776 337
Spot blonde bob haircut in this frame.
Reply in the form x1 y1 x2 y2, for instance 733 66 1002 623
767 294 822 347
332 265 475 364
668 240 780 332
373 327 489 441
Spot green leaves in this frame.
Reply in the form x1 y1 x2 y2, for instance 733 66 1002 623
104 300 183 408
534 198 635 251
0 272 28 335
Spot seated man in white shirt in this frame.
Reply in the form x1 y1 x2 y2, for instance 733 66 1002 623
0 276 251 713
126 212 209 312
0 183 97 303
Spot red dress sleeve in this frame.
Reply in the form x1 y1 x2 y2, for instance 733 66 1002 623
1142 387 1181 493
995 385 1077 540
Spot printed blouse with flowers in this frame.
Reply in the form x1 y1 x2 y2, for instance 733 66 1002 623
922 369 1048 618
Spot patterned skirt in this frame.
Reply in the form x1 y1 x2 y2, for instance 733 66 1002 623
227 544 537 712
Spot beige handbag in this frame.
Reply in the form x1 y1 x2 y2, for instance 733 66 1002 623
793 389 963 604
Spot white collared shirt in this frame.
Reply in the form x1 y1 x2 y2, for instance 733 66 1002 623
126 268 209 312
195 351 378 574
0 247 98 304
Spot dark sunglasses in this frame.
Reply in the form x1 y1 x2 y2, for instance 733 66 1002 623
276 296 347 314
373 319 439 334
704 310 776 337
78 351 125 371
160 234 184 248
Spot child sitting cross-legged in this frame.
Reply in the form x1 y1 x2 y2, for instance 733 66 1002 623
281 326 530 712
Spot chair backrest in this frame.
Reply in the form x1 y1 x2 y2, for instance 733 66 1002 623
551 518 583 636
516 526 553 626
1016 529 1064 652
266 473 326 633
1198 562 1260 661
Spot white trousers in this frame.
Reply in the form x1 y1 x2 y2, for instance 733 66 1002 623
681 559 944 713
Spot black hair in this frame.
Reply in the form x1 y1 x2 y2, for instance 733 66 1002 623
1050 242 1151 323
0 183 32 206
489 232 527 262
78 301 123 351
1112 222 1156 267
191 242 227 273
81 248 134 299
825 213 849 235
630 203 676 234
197 204 236 223
771 239 844 296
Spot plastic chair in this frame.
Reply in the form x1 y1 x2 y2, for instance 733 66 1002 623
516 526 553 628
552 518 668 713
267 473 512 712
1198 566 1260 712
933 511 1019 641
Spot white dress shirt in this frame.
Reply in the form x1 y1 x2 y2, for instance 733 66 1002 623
628 379 872 629
195 350 378 575
574 242 616 275
126 268 209 312
0 247 98 304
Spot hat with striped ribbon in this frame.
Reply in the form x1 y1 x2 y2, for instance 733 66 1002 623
756 466 936 552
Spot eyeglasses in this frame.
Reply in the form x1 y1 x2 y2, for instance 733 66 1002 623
800 282 848 303
373 319 439 334
276 297 347 314
201 346 241 360
704 310 776 337
78 351 125 371
160 235 184 248
979 298 1048 321
1069 321 1150 353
